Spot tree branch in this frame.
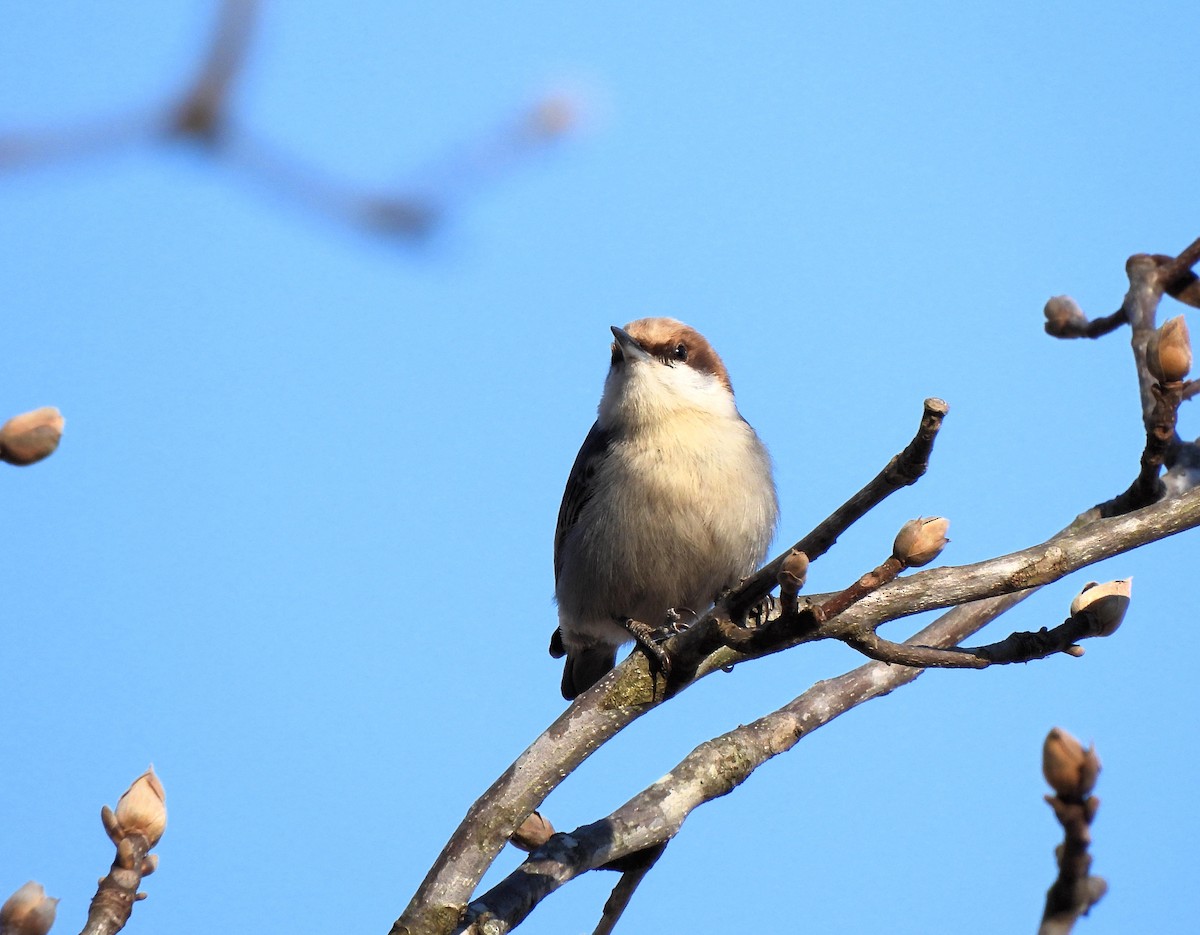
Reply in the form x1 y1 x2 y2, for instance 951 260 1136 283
398 486 1200 935
459 588 1043 931
591 844 667 935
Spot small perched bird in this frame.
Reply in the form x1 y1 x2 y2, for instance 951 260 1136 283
551 318 778 699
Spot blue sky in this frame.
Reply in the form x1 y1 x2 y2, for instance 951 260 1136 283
2 3 1197 933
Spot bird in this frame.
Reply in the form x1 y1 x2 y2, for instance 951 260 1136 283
551 317 778 699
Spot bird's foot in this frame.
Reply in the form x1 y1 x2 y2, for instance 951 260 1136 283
620 617 675 679
747 594 776 628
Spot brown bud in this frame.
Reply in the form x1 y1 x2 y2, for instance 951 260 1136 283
1043 727 1101 801
892 517 950 567
509 811 555 852
1149 315 1192 383
113 766 167 847
0 407 64 466
528 93 580 139
0 881 58 935
1070 578 1132 637
777 550 809 592
1043 295 1088 335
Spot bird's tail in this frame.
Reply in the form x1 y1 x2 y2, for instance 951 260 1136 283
561 646 617 700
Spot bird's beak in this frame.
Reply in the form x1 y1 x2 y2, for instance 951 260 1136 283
610 326 652 362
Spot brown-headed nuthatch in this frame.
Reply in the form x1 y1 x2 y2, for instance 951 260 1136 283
550 318 778 699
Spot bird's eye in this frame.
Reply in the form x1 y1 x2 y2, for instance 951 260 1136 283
673 343 688 362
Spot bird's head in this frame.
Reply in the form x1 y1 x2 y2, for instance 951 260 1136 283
599 318 738 427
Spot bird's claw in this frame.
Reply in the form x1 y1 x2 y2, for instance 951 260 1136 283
621 617 674 678
748 594 776 628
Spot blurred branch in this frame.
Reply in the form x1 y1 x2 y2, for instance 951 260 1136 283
1039 729 1106 935
166 0 258 144
1 1 578 241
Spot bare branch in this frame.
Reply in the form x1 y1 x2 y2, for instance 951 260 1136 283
1043 296 1127 339
1156 236 1200 293
397 486 1200 935
592 844 667 935
459 587 1041 930
1096 377 1184 516
840 605 1109 669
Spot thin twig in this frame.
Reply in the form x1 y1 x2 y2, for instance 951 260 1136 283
1156 236 1200 291
166 0 258 142
725 397 948 621
592 844 667 935
840 606 1107 669
1043 306 1128 339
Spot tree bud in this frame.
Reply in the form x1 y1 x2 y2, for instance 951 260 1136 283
529 93 579 138
1043 295 1088 334
0 408 64 466
892 517 950 567
509 811 555 852
1149 315 1192 383
1042 727 1101 801
1069 578 1132 637
113 766 167 847
777 550 809 592
0 882 58 935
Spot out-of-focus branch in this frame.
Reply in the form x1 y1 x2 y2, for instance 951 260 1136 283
166 0 257 143
81 768 167 935
1 1 578 241
0 407 63 466
1039 729 1105 935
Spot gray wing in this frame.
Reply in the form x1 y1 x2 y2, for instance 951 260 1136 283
553 421 611 583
